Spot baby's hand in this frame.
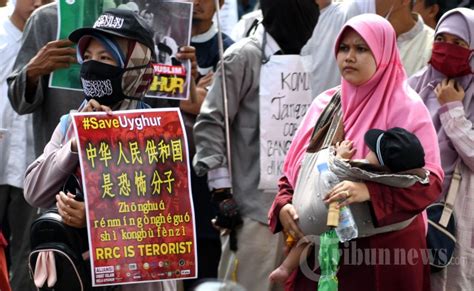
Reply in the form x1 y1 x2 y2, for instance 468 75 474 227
335 140 356 159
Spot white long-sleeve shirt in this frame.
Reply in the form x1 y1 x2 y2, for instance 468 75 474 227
300 0 375 98
0 12 35 189
398 14 434 77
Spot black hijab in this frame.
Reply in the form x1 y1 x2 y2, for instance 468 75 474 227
260 0 319 54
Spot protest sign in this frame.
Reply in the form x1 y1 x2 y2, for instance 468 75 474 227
50 0 193 101
143 0 193 100
49 0 104 91
72 108 197 286
258 55 313 191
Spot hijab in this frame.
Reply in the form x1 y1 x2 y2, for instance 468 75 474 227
77 33 154 100
284 14 443 186
65 33 153 141
408 8 474 195
260 0 319 54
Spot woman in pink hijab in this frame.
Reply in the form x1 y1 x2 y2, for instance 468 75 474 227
269 14 443 291
409 7 474 291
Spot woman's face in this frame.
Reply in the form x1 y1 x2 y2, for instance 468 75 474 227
337 28 377 86
83 38 118 66
434 32 469 48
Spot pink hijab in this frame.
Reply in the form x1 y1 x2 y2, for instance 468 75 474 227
284 14 443 186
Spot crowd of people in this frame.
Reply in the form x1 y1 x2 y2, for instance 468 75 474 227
0 0 473 291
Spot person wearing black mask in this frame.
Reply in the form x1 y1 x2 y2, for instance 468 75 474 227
23 9 176 291
192 1 319 290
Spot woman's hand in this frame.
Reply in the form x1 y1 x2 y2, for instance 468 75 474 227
80 99 113 113
435 79 465 105
71 99 113 152
324 180 370 208
56 191 86 228
279 204 304 240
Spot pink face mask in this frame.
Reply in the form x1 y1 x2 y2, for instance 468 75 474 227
429 42 473 78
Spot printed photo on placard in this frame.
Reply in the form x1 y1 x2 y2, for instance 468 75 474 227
143 1 193 100
50 0 192 101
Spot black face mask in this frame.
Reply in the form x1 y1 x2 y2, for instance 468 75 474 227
80 60 128 106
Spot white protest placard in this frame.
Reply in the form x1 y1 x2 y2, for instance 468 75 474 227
72 108 197 286
258 55 313 191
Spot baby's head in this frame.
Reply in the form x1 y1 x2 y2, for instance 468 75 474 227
364 127 425 172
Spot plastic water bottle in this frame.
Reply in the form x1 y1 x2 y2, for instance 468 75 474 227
336 206 358 242
317 163 340 195
317 163 358 242
318 163 341 228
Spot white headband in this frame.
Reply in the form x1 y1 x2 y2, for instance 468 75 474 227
375 133 385 166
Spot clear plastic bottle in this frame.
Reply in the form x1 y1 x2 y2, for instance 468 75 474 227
317 163 340 195
318 163 358 242
336 206 358 242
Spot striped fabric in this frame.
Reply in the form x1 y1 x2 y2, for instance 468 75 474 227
431 102 474 291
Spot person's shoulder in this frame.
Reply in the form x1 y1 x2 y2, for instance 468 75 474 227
309 86 339 108
0 6 9 18
231 36 258 49
230 9 262 41
29 2 57 21
0 14 13 37
22 2 58 40
0 17 21 56
240 9 262 21
223 36 260 60
322 87 340 97
316 2 357 30
421 23 435 39
334 1 359 18
222 32 235 48
404 81 426 104
407 66 430 87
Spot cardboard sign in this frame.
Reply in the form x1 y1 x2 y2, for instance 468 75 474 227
258 55 313 191
72 108 197 286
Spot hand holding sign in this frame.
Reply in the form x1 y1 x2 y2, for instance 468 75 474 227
27 39 76 88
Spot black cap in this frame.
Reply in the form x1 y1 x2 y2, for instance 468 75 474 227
157 42 172 55
364 127 425 172
69 8 155 58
